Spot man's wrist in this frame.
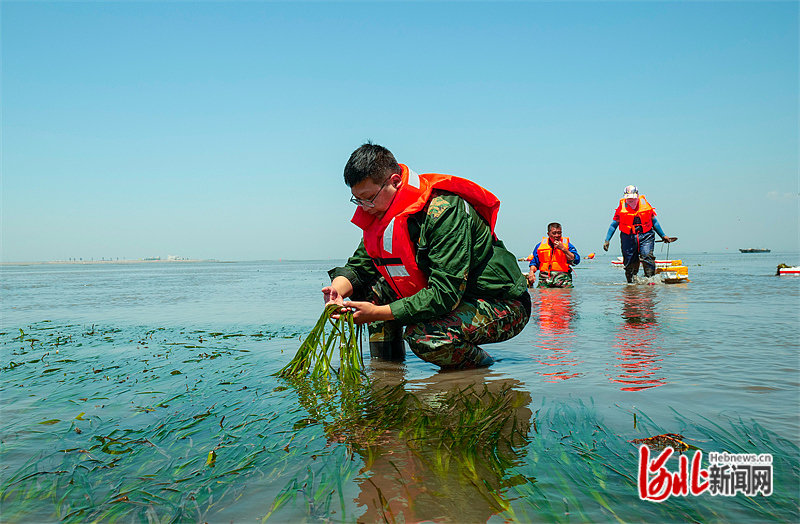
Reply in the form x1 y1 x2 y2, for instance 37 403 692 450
380 304 394 321
388 301 406 323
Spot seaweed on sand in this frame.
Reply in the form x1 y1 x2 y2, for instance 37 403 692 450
276 304 365 383
629 433 691 452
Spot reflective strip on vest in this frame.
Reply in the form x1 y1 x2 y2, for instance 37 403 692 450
383 218 395 254
408 169 420 189
385 265 410 278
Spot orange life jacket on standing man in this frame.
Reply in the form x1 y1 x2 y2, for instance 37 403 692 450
536 236 572 274
351 164 500 299
615 196 656 235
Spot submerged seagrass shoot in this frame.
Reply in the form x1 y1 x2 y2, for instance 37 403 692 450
277 303 365 383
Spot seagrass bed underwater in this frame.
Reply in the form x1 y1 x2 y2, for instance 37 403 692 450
1 258 798 522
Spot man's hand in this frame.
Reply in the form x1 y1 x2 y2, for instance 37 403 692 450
553 240 568 252
603 240 610 252
662 236 677 243
321 287 349 319
344 301 393 325
526 272 536 287
322 286 345 306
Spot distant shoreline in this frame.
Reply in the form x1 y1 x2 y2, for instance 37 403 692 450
3 251 797 268
0 259 219 267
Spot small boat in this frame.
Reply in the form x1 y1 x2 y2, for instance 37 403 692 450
587 253 596 259
611 257 689 283
656 261 690 284
777 265 800 275
612 257 680 267
739 248 771 253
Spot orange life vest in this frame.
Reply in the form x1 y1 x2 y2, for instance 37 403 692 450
615 195 655 235
351 164 500 298
536 236 572 274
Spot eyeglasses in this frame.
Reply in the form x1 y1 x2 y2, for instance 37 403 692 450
350 179 389 208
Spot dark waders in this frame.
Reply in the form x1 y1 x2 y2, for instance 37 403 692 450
620 227 656 283
368 321 406 361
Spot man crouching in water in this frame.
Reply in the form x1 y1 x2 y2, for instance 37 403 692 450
323 143 531 370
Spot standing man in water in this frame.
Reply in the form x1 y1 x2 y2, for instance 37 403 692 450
526 222 580 288
324 143 531 370
603 185 676 283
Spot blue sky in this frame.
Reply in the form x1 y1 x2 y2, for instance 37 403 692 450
2 1 797 262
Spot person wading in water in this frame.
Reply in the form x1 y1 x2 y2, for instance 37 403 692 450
603 185 676 283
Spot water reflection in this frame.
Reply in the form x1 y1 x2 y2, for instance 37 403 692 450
532 288 582 381
609 287 666 391
284 366 533 522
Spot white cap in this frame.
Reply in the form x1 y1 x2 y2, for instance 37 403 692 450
623 185 639 198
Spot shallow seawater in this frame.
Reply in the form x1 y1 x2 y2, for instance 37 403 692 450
1 254 798 522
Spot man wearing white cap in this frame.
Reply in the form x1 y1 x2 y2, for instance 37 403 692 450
602 185 676 283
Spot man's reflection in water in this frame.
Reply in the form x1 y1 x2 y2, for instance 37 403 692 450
338 364 534 523
532 288 582 381
609 286 666 391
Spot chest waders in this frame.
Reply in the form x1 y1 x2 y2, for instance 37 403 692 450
623 218 656 282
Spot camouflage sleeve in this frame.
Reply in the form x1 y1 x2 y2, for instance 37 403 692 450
390 193 471 324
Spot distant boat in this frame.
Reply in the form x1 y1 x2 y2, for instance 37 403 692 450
739 248 771 253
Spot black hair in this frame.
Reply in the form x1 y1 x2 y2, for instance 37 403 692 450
343 142 401 187
547 222 562 232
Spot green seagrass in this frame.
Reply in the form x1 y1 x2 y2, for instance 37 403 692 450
277 304 365 383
